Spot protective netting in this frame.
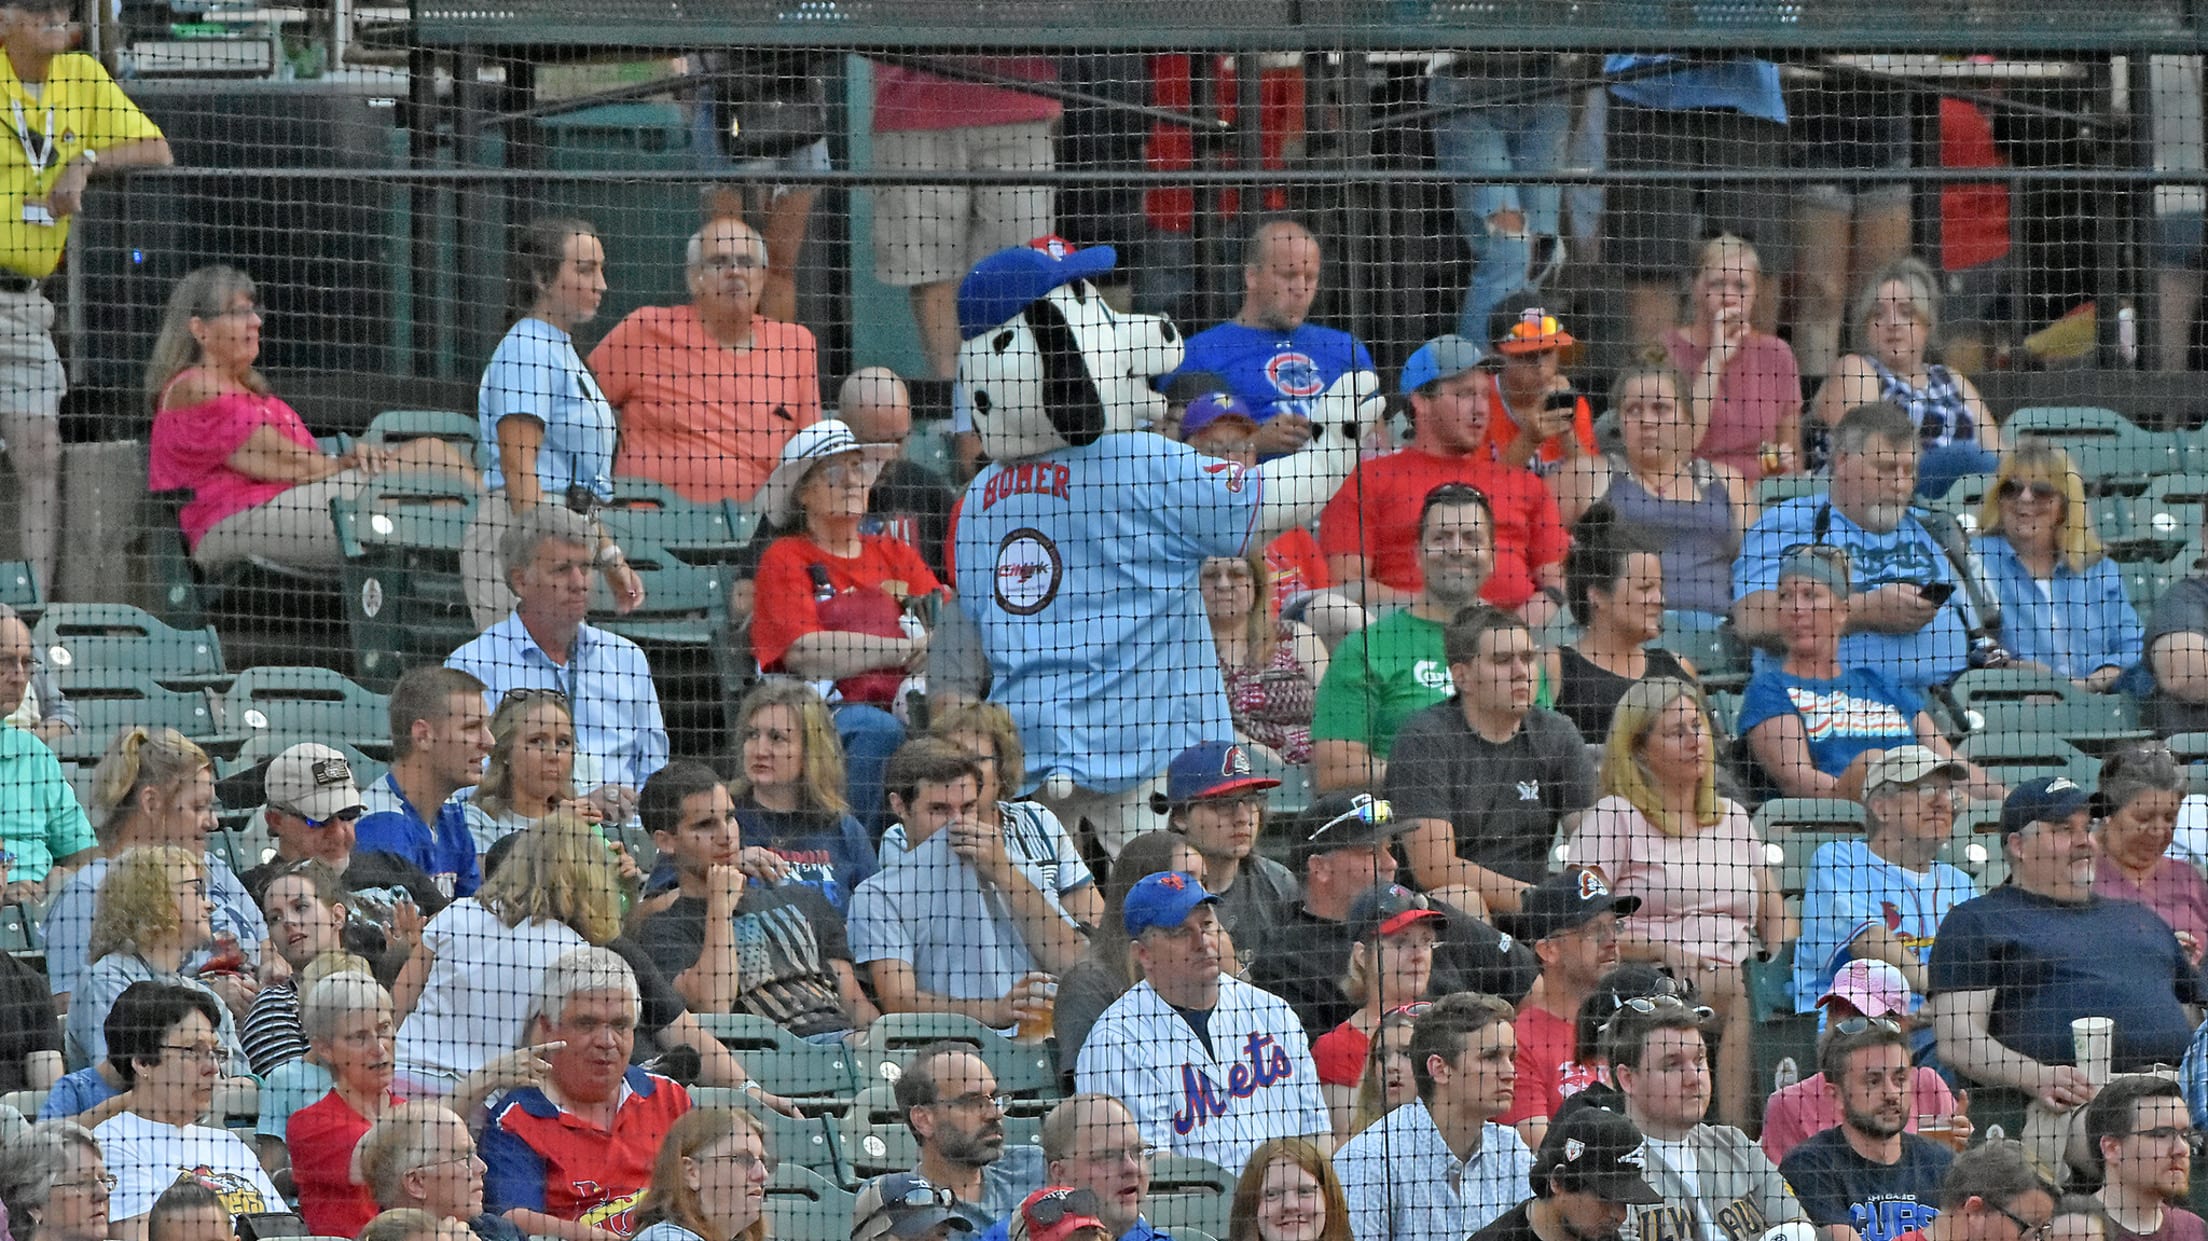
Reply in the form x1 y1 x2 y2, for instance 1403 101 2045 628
4 9 2208 1241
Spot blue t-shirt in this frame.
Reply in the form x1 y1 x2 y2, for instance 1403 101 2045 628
733 801 876 914
1734 498 1973 691
1164 321 1376 424
1737 666 1922 780
40 1065 120 1119
955 435 1261 793
477 316 616 500
1928 885 2206 1072
357 773 483 899
1793 839 1975 1014
1778 1128 1949 1241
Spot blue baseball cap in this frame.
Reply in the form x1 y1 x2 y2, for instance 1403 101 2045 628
956 236 1120 341
1400 334 1487 395
1179 390 1259 439
1122 871 1221 937
1164 740 1280 805
2001 775 2092 835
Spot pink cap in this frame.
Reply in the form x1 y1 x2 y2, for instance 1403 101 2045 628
1817 958 1912 1018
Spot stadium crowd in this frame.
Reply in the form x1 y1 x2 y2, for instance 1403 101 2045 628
3 7 2208 1241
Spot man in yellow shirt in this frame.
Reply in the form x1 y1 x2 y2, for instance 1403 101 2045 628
0 0 169 592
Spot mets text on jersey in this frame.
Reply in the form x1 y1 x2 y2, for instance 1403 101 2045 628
1172 1033 1297 1135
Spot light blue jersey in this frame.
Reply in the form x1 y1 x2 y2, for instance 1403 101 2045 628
956 435 1261 793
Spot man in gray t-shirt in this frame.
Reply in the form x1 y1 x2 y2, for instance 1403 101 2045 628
1386 604 1597 915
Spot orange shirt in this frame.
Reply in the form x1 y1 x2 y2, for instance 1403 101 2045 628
1478 371 1596 470
589 306 821 503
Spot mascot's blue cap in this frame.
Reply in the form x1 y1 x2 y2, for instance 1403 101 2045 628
957 238 1120 341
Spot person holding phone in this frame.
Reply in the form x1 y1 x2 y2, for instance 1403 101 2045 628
1479 295 1597 476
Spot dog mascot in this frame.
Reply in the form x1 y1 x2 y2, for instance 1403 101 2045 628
952 238 1380 856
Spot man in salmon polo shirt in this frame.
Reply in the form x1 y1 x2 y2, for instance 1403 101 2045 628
590 215 822 503
1319 333 1568 626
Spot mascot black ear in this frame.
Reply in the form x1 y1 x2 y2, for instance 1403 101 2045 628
1026 297 1108 448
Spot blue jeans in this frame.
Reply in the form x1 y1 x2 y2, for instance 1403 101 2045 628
1430 70 1571 339
834 702 905 841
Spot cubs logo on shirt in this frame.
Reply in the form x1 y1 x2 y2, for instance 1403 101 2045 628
1266 351 1327 399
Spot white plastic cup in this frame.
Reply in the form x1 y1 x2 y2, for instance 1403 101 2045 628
2073 1015 2114 1084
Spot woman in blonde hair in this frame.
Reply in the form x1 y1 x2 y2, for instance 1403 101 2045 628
390 810 619 1092
1566 677 1792 1128
1347 1006 1419 1136
726 679 874 912
631 1106 774 1241
463 689 588 849
43 725 264 1014
67 844 248 1073
1972 440 2142 691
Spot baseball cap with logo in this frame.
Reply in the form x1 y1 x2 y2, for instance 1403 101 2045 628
1491 300 1577 355
956 236 1121 341
1179 390 1260 440
852 1172 973 1241
1535 1105 1664 1204
1162 740 1280 806
1400 334 1488 395
1817 958 1912 1019
265 743 366 825
1122 871 1221 938
1288 791 1407 868
1346 882 1449 945
1008 1187 1111 1241
2000 775 2092 835
1500 867 1643 943
1864 745 1967 797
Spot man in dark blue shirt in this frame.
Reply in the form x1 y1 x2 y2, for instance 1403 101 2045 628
1779 1017 1953 1241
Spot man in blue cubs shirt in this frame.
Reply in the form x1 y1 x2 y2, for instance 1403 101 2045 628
1161 217 1376 456
355 665 492 898
1779 1018 1953 1241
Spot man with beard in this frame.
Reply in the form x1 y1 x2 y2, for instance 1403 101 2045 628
1471 1105 1664 1241
1733 402 1978 692
897 1041 1047 1231
1334 991 1532 1241
974 1095 1166 1241
1929 778 2204 1172
1779 1018 1954 1241
1312 482 1499 793
2087 1076 2204 1241
1497 868 1642 1146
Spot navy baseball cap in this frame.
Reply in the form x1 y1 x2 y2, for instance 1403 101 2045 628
1180 390 1259 439
1164 740 1280 805
1500 867 1642 943
1122 871 1220 937
1400 334 1488 395
957 236 1120 341
2000 775 2092 835
1346 883 1449 945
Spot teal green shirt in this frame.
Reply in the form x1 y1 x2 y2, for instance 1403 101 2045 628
0 724 93 883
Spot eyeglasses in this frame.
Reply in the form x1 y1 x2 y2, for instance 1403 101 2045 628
1832 1017 1903 1036
2126 1126 2207 1153
932 1091 1008 1114
1998 480 2064 503
698 255 766 273
336 1021 397 1047
53 1173 118 1194
162 1043 223 1065
809 460 879 489
695 1151 781 1177
416 1148 481 1171
1993 1202 2054 1241
1306 793 1392 845
500 686 570 711
1025 1189 1103 1228
1076 1144 1154 1167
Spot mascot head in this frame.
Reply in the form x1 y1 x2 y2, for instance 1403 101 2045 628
956 237 1184 463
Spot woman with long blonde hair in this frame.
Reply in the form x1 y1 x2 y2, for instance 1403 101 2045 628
1971 439 2142 690
67 845 247 1073
1566 677 1792 1128
631 1107 774 1241
726 679 874 911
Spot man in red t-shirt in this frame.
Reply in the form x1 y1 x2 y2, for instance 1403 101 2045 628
1496 867 1640 1147
1319 334 1568 624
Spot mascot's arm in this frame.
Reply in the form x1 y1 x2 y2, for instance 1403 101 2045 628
1250 367 1382 541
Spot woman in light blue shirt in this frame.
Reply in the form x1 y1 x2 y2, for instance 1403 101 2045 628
1970 440 2143 690
629 1106 772 1241
462 215 644 627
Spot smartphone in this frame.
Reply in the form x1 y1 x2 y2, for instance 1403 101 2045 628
1545 389 1580 412
1918 582 1957 605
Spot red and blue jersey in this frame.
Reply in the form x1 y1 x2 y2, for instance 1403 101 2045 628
482 1068 691 1233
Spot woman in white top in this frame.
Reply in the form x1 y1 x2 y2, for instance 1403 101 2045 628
390 810 620 1093
629 1107 773 1241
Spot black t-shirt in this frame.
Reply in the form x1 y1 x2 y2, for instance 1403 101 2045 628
0 950 56 1093
1244 900 1539 1040
1214 857 1300 975
1471 1199 1543 1241
1777 1128 1951 1241
1385 703 1600 884
635 885 857 1039
606 935 689 1042
1555 646 1694 745
866 458 957 578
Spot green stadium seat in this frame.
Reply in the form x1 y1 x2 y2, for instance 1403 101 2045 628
331 472 482 692
1927 473 1995 533
53 679 219 764
1659 610 1749 690
764 1164 858 1241
0 560 42 621
906 419 955 479
589 544 729 650
1947 666 2150 753
838 1083 914 1179
691 1087 849 1182
0 903 40 955
852 1012 1059 1101
361 409 482 466
2121 541 2201 612
691 1012 858 1100
1146 1154 1237 1241
598 498 749 565
215 666 392 759
33 603 228 692
2004 407 2182 493
1752 799 1866 899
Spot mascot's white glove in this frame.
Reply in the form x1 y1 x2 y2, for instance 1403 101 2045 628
1252 367 1382 539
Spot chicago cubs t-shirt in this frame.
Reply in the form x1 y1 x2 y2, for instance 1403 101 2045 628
1778 1129 1949 1241
1166 320 1376 423
955 435 1261 793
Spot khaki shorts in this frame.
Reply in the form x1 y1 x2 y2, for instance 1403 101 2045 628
193 470 367 571
0 287 63 419
871 120 1056 287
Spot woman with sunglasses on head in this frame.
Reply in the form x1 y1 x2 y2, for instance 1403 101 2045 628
1568 678 1793 1129
1227 1137 1354 1241
1971 441 2142 693
749 418 940 838
2091 744 2207 966
1739 546 1993 801
631 1107 774 1241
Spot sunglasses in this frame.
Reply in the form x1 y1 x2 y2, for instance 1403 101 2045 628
1997 479 2063 502
1307 794 1392 844
1832 1017 1903 1036
1026 1189 1103 1228
879 1182 956 1211
277 804 364 830
500 686 570 711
